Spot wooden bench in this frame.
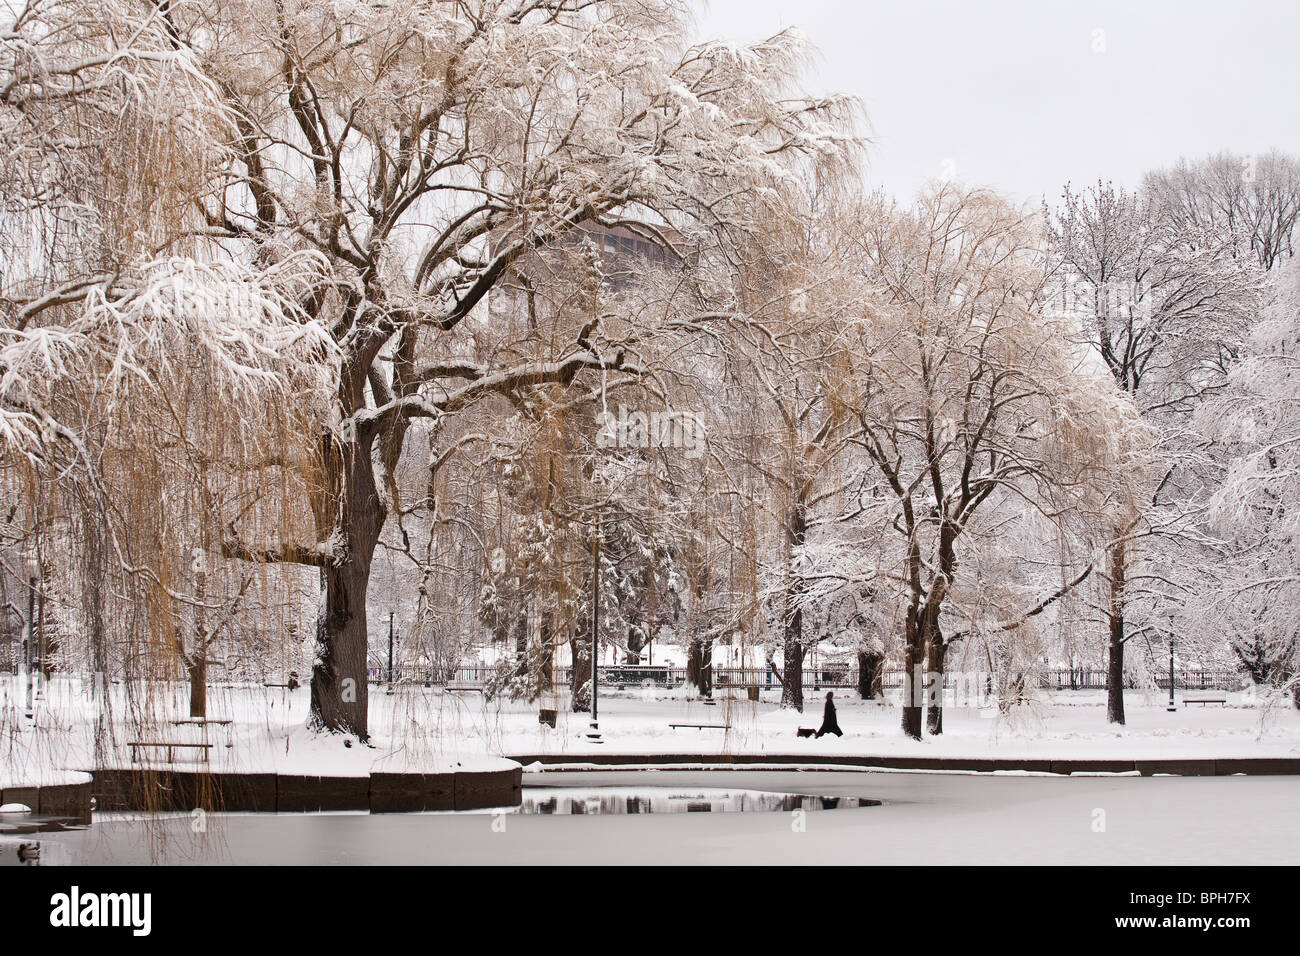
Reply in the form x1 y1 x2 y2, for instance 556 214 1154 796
168 718 232 726
669 722 730 731
444 684 484 695
1183 697 1227 706
128 741 213 764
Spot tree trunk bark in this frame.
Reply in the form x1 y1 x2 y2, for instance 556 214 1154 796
901 638 922 739
626 625 646 665
686 636 713 697
781 498 808 711
1232 638 1270 685
924 520 957 737
857 650 882 700
537 614 554 696
512 611 529 678
1106 538 1127 726
310 433 383 741
925 630 946 736
901 602 923 739
570 620 591 712
782 638 805 711
188 656 207 720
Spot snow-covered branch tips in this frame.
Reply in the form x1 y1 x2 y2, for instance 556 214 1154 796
595 406 707 459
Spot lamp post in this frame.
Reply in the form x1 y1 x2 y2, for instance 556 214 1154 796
1166 639 1176 712
387 611 396 694
34 563 44 702
581 506 603 743
591 508 600 726
23 559 36 718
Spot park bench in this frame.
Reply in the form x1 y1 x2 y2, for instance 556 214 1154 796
168 718 232 726
1183 697 1227 706
444 684 484 694
128 741 213 764
669 722 730 731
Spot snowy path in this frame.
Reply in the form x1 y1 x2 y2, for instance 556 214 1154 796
5 678 1300 788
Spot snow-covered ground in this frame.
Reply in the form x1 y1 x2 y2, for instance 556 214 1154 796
3 675 1298 785
504 687 1300 761
25 769 1300 865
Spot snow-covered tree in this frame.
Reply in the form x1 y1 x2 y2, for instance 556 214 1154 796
1046 179 1262 723
853 184 1151 738
4 0 860 738
1 1 334 738
1197 261 1300 706
1144 151 1300 272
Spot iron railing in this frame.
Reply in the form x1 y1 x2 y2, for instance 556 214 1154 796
363 662 1247 692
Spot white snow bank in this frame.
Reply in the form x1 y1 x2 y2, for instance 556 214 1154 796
0 769 93 789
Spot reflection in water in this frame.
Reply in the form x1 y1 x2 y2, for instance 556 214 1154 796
0 812 89 865
0 839 46 865
1 789 877 863
516 788 878 815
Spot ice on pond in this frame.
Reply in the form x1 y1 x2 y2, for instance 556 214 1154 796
0 812 91 838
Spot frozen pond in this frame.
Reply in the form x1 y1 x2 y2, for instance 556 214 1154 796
9 769 1300 865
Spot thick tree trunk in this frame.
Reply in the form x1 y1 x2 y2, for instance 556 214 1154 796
781 498 808 711
857 650 882 700
924 521 957 737
570 622 591 712
1102 538 1133 723
537 614 554 696
512 611 529 678
1233 639 1270 685
1106 539 1127 726
626 625 646 665
686 636 713 697
188 656 207 720
925 632 946 736
901 636 922 740
1106 634 1125 724
782 639 805 711
310 434 383 741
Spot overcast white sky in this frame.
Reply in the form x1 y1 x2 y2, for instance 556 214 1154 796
692 0 1300 205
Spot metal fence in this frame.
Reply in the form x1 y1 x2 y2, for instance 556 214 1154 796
365 662 1247 692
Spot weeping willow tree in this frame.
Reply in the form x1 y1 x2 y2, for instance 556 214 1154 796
705 181 869 712
471 232 703 712
4 0 862 742
0 0 334 767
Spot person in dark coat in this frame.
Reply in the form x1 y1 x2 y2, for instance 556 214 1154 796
815 691 843 738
